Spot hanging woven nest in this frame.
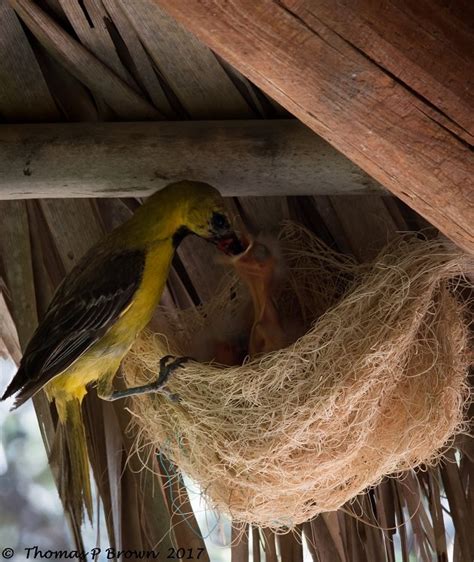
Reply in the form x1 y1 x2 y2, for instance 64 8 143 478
122 223 472 529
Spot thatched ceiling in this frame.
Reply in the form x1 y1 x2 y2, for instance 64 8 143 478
0 1 472 561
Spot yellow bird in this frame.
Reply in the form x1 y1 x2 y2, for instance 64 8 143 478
1 180 242 520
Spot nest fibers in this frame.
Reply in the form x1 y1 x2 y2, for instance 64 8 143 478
122 224 473 528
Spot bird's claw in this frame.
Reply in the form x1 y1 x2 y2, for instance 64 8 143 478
103 355 190 402
159 355 191 373
152 355 191 402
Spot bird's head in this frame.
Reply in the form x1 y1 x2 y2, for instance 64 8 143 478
162 181 244 255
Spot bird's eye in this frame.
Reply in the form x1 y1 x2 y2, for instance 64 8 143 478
211 212 229 232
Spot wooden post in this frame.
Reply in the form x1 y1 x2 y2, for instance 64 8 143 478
0 120 381 199
154 0 474 253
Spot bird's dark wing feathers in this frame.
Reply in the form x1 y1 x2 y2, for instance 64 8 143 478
2 248 146 404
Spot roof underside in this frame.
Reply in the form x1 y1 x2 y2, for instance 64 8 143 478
0 1 471 561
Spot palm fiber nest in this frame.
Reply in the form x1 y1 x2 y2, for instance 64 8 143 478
122 223 473 529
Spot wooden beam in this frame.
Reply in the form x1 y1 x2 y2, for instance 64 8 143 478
0 120 382 199
154 0 474 253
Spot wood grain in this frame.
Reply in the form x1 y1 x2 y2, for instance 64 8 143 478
278 530 303 562
260 529 278 562
0 120 382 199
0 289 21 365
120 0 252 118
329 195 401 261
288 0 473 139
231 523 249 562
58 0 136 88
33 47 100 122
101 0 174 116
0 201 38 347
10 0 160 119
154 0 474 253
0 0 59 121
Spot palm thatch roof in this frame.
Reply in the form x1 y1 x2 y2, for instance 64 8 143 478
0 1 472 561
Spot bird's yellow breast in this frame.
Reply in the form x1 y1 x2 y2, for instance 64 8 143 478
108 239 173 342
46 239 174 414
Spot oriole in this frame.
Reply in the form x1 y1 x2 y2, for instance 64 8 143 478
1 180 242 520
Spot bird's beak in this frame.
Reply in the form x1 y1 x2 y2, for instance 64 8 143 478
215 232 246 255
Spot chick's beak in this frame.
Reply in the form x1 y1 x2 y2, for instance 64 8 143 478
215 232 246 255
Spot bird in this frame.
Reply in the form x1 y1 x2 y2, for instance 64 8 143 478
1 180 243 521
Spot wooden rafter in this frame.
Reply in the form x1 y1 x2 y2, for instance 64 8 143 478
154 0 474 253
0 120 382 199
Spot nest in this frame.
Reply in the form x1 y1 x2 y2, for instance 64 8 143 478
122 224 472 529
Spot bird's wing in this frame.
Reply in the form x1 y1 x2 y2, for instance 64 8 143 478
2 248 146 405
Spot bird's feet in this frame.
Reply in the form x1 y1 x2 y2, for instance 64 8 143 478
103 355 190 402
152 355 191 401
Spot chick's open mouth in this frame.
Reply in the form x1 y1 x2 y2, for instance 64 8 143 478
215 233 247 255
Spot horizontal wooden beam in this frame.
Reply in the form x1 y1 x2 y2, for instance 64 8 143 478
154 0 474 253
0 120 382 199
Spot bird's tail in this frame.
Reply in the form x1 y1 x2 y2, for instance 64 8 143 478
50 398 93 524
